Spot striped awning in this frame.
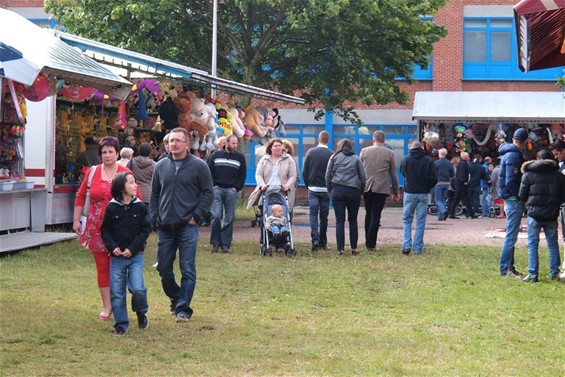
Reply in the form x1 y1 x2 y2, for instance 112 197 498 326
514 0 565 72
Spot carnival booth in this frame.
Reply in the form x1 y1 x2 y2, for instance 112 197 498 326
412 91 565 161
16 30 303 227
0 9 132 237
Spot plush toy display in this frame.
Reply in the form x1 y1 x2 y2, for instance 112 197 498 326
216 107 233 137
204 102 219 150
189 97 215 151
272 108 286 137
228 107 246 138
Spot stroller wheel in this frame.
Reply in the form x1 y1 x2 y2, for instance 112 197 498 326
427 204 438 216
268 247 273 256
260 246 267 256
251 220 257 228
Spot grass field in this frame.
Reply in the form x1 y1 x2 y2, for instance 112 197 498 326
1 235 563 376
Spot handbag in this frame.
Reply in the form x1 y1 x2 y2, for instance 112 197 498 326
81 165 98 217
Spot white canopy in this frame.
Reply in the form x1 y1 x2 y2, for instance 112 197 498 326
412 91 565 123
0 9 132 100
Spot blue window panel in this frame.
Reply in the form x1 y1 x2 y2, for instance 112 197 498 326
413 63 433 80
463 17 565 81
244 123 416 187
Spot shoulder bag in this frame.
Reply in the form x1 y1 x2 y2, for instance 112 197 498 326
81 165 98 217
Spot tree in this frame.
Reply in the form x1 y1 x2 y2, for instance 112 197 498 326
46 0 448 122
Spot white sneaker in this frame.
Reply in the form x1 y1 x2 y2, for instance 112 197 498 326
559 272 565 281
152 262 158 269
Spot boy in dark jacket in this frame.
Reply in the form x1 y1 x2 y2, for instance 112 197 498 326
101 172 152 335
519 150 565 282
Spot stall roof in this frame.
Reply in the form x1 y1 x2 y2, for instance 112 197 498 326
514 0 565 72
412 91 565 123
53 31 306 105
0 9 132 100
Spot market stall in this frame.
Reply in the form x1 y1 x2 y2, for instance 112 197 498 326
19 30 303 226
412 91 565 161
0 9 132 234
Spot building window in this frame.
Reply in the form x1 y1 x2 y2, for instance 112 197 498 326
463 17 563 81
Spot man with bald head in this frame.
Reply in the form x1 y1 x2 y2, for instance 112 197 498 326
447 151 479 219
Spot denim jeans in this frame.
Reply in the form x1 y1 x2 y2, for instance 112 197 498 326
308 190 330 247
402 193 429 253
481 188 490 217
499 199 525 275
110 253 148 332
363 192 388 248
157 224 198 316
270 224 289 235
434 184 449 220
469 187 481 216
526 216 561 277
331 191 361 251
210 187 238 249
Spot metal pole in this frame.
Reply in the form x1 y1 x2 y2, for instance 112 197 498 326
211 0 218 98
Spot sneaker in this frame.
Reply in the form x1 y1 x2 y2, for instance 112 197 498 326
402 248 411 255
366 247 376 252
351 249 359 255
169 301 177 315
279 230 289 239
337 250 344 255
176 312 191 323
220 246 229 253
471 215 481 219
211 244 219 253
318 245 331 251
550 274 561 281
506 267 524 278
137 313 149 329
522 274 539 283
112 326 125 336
152 261 158 269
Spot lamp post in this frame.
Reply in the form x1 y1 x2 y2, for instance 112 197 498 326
211 0 218 98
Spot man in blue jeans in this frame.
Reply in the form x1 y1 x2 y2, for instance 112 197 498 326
400 141 437 255
150 128 214 323
498 128 528 277
302 131 334 251
208 134 247 253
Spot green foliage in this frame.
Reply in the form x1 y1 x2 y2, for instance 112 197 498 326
1 238 563 376
45 0 447 123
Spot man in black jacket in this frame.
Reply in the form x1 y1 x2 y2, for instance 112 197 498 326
447 152 479 219
302 131 334 251
399 141 437 255
208 134 247 253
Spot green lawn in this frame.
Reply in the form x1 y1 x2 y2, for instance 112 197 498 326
1 236 563 376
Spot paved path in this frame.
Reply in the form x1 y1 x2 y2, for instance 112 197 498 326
200 206 531 251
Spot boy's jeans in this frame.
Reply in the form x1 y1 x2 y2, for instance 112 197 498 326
110 253 148 332
526 217 561 277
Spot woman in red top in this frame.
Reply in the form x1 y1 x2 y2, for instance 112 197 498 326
73 136 141 321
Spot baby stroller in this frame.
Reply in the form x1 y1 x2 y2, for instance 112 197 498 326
257 191 296 256
484 192 501 218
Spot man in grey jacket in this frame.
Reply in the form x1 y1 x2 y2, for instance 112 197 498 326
150 128 214 323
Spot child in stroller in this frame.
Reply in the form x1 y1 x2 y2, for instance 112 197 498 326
259 191 296 256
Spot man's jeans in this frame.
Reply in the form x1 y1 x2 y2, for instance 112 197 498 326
526 217 561 277
363 192 388 248
434 184 449 220
157 224 198 317
110 253 148 332
469 187 481 217
481 188 490 217
402 193 428 253
499 199 525 275
210 187 238 249
308 190 330 247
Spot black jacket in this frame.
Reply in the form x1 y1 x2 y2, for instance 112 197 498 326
302 146 333 188
101 197 152 255
208 148 247 191
400 148 437 194
519 159 565 222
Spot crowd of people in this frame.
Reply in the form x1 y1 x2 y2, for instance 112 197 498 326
73 129 565 336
